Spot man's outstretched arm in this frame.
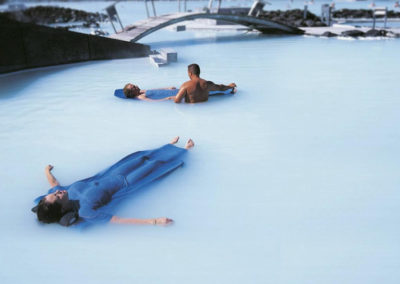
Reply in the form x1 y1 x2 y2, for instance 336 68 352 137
207 81 236 92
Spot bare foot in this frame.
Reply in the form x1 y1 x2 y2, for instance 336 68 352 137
185 139 195 150
170 136 179 144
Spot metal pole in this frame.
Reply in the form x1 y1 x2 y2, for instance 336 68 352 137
151 0 157 17
303 5 308 20
110 18 117 33
116 13 124 31
217 0 221 11
178 0 181 12
373 11 376 29
208 0 214 11
184 0 187 12
145 0 150 18
328 6 332 26
384 7 387 28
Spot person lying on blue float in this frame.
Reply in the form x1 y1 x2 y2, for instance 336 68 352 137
32 137 194 227
118 63 236 103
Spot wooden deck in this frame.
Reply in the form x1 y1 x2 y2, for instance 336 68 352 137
109 12 304 42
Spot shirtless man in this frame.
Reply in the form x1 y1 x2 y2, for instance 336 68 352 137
174 64 236 103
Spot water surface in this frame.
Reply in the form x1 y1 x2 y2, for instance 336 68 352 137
0 2 400 284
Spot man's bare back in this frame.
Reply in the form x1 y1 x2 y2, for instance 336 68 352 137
180 78 210 103
174 64 236 104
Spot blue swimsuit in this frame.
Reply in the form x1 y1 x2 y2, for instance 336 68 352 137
34 144 187 227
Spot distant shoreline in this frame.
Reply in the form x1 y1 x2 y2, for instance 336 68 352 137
3 0 218 3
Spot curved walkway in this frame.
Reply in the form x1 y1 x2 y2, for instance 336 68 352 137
109 12 304 42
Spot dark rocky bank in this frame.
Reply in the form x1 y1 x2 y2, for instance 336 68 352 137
333 9 400 19
217 7 326 27
1 6 108 26
321 29 400 38
260 9 326 27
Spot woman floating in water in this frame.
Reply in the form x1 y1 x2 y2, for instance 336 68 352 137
32 137 194 227
122 83 178 101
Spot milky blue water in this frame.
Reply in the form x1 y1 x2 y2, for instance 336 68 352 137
1 1 400 284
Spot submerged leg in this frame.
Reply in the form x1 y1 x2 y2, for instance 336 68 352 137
108 156 147 177
124 159 183 187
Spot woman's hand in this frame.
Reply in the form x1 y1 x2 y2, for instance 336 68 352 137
111 216 174 225
45 165 54 172
45 165 60 187
153 217 174 225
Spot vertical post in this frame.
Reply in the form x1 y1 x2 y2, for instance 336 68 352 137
110 19 117 33
384 7 387 28
208 0 214 12
303 5 308 20
145 0 150 18
217 0 222 12
373 10 376 29
328 6 331 26
116 13 124 31
178 0 181 12
321 4 332 26
151 0 157 17
184 0 187 12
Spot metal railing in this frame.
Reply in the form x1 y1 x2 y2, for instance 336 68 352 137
105 2 124 33
145 0 157 18
373 7 388 29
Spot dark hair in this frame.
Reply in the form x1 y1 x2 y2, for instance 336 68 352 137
188 64 200 76
123 83 140 98
37 199 63 224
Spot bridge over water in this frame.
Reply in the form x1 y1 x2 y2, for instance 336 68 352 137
108 2 303 43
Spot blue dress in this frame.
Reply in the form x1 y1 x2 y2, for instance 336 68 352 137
33 144 187 227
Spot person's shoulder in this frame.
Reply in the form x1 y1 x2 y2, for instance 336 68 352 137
201 79 213 89
181 80 192 87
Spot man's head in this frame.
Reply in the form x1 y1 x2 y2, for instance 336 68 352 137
123 83 141 98
188 64 200 78
36 190 70 223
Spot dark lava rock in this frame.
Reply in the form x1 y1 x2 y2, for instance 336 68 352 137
365 29 387 37
333 9 400 19
386 31 400 38
341 30 365 37
321 31 338 37
333 9 373 19
313 21 325 27
260 9 326 27
1 6 107 24
294 19 303 27
305 19 315 27
201 8 325 28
